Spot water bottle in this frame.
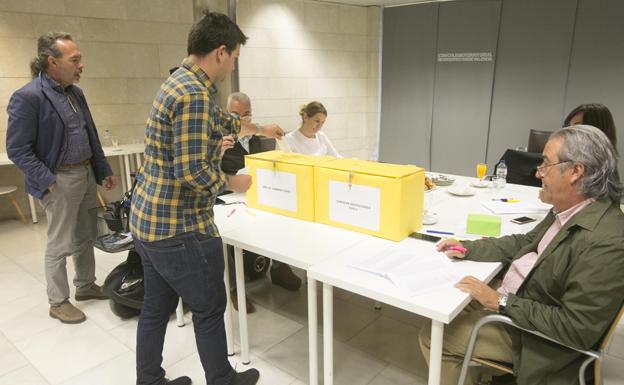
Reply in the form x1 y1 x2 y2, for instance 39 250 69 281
496 160 508 189
103 129 111 147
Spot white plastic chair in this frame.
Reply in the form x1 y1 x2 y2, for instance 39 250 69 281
0 186 27 223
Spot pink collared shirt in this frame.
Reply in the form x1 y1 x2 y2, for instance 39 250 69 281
498 198 595 296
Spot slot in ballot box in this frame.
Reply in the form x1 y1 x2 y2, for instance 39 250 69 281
314 159 425 241
245 151 335 221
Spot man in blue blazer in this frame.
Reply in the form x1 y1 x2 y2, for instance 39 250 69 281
6 32 117 324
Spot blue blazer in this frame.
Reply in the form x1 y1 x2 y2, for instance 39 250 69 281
6 74 112 199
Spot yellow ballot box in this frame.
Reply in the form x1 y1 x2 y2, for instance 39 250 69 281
245 151 335 221
314 159 424 241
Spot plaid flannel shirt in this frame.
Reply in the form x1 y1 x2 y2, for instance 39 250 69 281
130 58 240 242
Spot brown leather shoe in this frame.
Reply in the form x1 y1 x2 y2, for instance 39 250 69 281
231 289 256 313
75 283 109 301
270 264 301 291
49 301 86 324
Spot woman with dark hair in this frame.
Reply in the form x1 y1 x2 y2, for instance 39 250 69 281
285 101 341 157
564 103 617 147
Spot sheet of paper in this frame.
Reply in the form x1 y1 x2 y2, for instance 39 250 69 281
219 193 245 204
329 181 381 232
236 167 248 175
256 168 297 212
482 200 551 215
349 245 461 296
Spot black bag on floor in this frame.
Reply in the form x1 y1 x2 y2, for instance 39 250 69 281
104 250 143 318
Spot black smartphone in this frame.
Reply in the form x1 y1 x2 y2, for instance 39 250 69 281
409 232 442 242
510 216 536 224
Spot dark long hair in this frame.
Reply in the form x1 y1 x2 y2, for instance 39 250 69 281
564 103 617 147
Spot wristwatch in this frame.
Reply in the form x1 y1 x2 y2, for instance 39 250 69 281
498 294 509 312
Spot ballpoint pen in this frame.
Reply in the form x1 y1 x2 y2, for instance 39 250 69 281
492 198 520 203
226 208 236 218
426 229 455 236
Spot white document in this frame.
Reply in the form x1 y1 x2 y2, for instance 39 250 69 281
349 245 461 296
256 168 297 212
482 200 551 215
236 167 248 175
329 181 381 232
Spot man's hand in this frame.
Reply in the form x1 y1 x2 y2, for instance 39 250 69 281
48 183 57 193
104 176 117 190
258 123 284 139
221 135 235 156
226 174 252 193
454 276 500 311
437 239 466 258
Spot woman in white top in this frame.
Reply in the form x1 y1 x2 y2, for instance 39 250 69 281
284 101 341 157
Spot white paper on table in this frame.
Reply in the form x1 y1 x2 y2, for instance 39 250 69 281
349 246 461 296
219 193 244 205
256 168 297 212
482 200 551 215
329 181 380 232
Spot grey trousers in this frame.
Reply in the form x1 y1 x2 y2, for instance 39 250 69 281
41 165 98 305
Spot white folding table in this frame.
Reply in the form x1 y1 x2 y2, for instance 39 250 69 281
215 201 369 384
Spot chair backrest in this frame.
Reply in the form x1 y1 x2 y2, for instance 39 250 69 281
600 304 624 351
257 137 276 152
527 129 553 153
496 149 543 187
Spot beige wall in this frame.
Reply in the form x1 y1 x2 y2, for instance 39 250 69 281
236 0 381 160
0 0 381 220
0 0 194 219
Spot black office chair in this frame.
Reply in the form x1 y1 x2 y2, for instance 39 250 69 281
527 129 552 153
495 149 542 187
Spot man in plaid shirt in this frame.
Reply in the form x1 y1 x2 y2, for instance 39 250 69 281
130 11 283 385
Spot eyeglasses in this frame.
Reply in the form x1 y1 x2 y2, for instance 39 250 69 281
536 160 570 177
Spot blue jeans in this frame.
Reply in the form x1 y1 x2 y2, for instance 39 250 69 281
133 232 235 385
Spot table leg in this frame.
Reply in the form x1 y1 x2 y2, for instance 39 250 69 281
428 320 444 385
123 154 132 191
223 243 234 356
28 194 38 223
307 276 318 385
234 246 250 364
176 297 185 327
119 156 127 193
323 283 333 385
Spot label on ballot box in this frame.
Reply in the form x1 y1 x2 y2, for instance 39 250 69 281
245 151 335 221
315 159 425 241
329 181 381 231
256 168 297 212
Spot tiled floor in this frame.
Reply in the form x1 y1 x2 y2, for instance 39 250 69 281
0 218 623 385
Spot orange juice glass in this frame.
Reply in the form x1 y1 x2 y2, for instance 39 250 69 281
476 163 487 181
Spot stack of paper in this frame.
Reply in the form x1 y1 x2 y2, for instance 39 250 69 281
349 246 461 296
482 200 551 215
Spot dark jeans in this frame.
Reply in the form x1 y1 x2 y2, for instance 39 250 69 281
133 232 235 385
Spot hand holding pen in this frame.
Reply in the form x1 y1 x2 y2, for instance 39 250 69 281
436 239 467 259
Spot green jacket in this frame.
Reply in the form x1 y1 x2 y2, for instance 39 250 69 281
463 198 624 385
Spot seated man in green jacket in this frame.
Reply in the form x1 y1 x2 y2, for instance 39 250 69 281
420 125 624 385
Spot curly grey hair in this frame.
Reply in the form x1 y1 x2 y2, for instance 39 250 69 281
553 124 622 201
30 32 73 79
